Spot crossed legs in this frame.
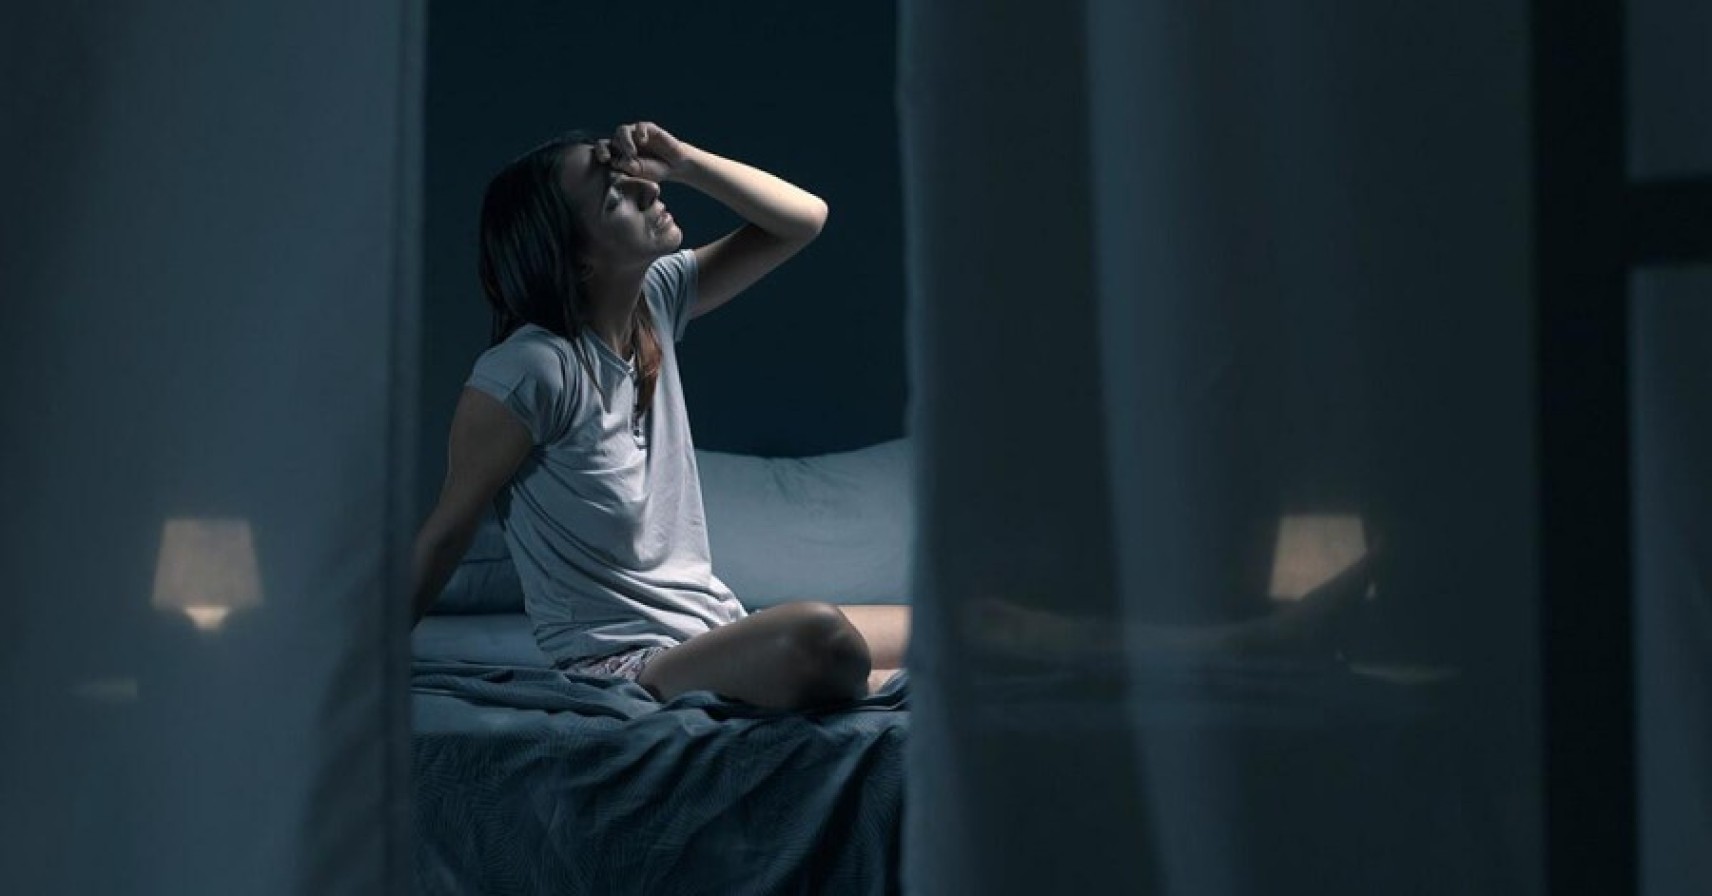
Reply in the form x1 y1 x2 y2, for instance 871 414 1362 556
637 554 1367 712
637 602 910 710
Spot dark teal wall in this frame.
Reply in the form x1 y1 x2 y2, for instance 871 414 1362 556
420 1 905 509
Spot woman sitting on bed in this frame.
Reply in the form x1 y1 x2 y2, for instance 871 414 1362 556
408 120 1376 711
409 121 910 709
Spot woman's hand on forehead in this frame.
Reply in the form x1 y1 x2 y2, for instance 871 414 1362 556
595 122 691 183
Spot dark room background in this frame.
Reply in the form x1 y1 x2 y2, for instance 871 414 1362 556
419 0 907 511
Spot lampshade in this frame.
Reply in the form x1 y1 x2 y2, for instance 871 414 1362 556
151 517 263 631
1268 513 1367 601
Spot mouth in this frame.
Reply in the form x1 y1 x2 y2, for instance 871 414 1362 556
652 210 674 231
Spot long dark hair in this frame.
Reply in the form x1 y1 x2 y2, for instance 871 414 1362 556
478 131 663 417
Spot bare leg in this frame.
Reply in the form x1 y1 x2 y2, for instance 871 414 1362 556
866 669 901 695
840 605 909 696
836 604 910 669
969 551 1377 662
787 552 1370 694
833 605 910 696
638 602 870 709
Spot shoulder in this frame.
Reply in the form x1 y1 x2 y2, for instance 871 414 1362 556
477 325 573 373
466 325 587 444
644 250 699 338
470 325 588 398
648 247 698 282
645 250 697 300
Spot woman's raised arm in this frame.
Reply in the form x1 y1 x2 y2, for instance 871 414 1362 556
600 122 828 318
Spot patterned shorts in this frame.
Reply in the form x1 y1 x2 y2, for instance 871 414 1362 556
561 645 672 682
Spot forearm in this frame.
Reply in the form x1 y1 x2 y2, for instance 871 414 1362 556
410 525 474 625
670 145 827 241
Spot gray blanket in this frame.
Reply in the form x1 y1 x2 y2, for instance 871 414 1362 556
412 662 909 895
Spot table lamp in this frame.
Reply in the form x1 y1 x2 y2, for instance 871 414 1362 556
1268 513 1367 601
151 517 263 632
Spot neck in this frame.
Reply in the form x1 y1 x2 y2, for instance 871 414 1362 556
581 266 648 360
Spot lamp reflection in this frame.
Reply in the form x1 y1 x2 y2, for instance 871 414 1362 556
1268 513 1367 601
151 517 263 632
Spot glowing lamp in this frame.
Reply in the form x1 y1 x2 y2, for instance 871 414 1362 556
1268 513 1367 601
151 518 263 631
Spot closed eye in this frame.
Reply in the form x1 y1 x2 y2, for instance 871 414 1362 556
603 170 622 211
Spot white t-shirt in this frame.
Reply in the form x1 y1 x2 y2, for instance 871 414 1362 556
464 249 747 665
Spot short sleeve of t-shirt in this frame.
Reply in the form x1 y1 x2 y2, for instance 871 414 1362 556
644 248 699 343
464 332 577 445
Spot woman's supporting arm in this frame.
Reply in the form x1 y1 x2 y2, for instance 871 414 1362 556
410 388 533 624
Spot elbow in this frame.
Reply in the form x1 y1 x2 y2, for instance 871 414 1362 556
413 520 465 574
765 197 827 244
417 504 482 558
807 197 829 237
785 196 828 242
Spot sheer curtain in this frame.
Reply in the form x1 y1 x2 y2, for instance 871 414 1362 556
1633 270 1712 895
0 2 422 893
1629 3 1712 893
900 3 1541 893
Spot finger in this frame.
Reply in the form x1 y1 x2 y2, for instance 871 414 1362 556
615 124 637 157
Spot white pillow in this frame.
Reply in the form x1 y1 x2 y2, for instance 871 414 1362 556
411 613 553 667
696 439 915 610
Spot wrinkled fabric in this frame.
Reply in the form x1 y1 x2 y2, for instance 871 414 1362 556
467 250 747 665
413 663 908 896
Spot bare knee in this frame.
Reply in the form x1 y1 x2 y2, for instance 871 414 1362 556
774 602 871 706
639 601 873 709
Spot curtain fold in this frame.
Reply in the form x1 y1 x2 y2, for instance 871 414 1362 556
1632 269 1712 896
901 2 1541 892
0 3 422 893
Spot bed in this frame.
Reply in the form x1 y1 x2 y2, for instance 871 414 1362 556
411 440 915 896
411 438 1475 894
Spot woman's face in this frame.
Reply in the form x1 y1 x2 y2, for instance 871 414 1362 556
557 143 682 275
